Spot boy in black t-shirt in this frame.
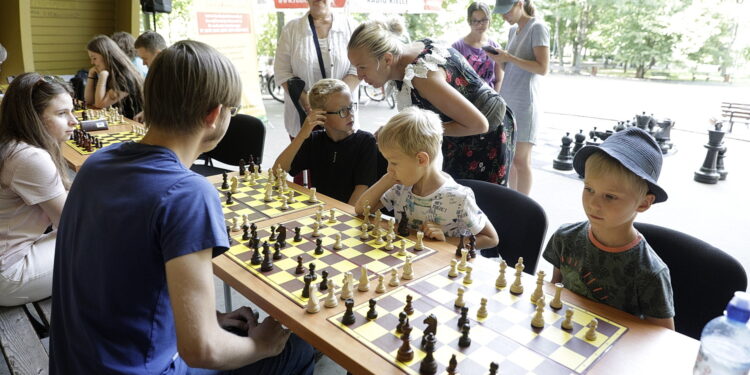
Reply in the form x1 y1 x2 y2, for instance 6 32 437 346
275 79 378 204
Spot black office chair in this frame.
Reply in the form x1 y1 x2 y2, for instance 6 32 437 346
633 222 747 340
191 114 266 177
456 179 548 275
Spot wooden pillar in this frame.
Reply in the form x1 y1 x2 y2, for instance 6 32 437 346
0 0 34 82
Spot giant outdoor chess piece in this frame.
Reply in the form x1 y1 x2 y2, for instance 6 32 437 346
717 144 728 181
694 123 725 184
572 129 586 155
653 118 675 154
553 132 574 171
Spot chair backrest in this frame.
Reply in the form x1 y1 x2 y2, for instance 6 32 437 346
634 222 747 340
456 179 548 275
208 114 266 166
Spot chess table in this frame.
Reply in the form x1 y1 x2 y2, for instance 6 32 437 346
62 119 142 171
211 177 700 375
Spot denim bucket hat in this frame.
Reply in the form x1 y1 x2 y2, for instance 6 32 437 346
573 127 668 203
493 0 520 14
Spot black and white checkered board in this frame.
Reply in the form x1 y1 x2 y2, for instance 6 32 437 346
225 208 437 307
65 131 142 155
329 259 628 374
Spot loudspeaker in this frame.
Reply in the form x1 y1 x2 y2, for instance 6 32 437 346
141 0 172 13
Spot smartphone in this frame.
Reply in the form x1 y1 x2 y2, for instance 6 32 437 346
481 45 499 55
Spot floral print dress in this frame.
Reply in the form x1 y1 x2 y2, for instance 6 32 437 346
395 39 516 185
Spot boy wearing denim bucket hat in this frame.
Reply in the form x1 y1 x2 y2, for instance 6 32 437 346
543 127 675 330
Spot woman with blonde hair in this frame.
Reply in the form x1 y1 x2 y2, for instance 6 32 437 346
85 35 144 119
348 20 516 185
0 73 77 305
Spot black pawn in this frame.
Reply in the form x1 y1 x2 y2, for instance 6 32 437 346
294 227 302 242
403 295 414 315
717 145 728 180
342 298 356 326
319 270 329 291
238 158 246 176
314 238 324 255
250 223 257 235
301 275 312 298
226 225 233 245
572 129 586 155
268 225 277 241
396 326 414 363
260 244 274 272
457 306 469 328
553 132 574 171
488 362 499 375
418 332 437 375
250 242 262 265
276 226 287 247
225 191 233 205
468 235 477 259
397 209 410 237
242 226 250 241
396 311 407 333
221 172 229 189
308 263 317 280
366 299 378 320
455 235 464 257
294 256 305 274
273 242 282 260
446 354 458 375
458 323 471 348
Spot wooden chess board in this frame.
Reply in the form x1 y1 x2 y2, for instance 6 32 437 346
65 130 143 155
225 208 437 307
329 260 628 375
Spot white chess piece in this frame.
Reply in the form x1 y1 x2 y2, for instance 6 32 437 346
384 234 394 250
448 259 459 278
531 270 546 303
263 184 273 202
359 223 369 241
306 284 320 313
328 208 337 223
287 190 296 203
311 222 321 237
333 233 343 250
414 231 424 251
315 207 323 225
230 176 238 194
324 280 338 308
401 256 414 280
550 283 564 309
397 239 407 257
462 265 473 285
510 257 525 294
340 272 353 300
531 298 545 328
280 196 289 211
477 297 488 319
309 187 318 203
561 309 574 330
388 269 400 287
585 319 598 341
387 218 395 237
495 259 507 288
375 274 386 293
457 249 469 271
231 217 240 232
357 266 370 292
454 287 466 308
373 225 383 245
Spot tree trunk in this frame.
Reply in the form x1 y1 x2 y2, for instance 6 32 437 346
276 12 285 37
572 2 592 74
555 12 564 72
636 64 645 79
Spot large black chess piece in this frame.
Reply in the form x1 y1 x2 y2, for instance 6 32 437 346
653 118 675 154
717 145 728 181
572 129 586 155
635 111 652 131
694 123 726 184
553 132 574 171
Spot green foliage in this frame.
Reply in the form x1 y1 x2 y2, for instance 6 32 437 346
257 13 279 59
142 0 194 42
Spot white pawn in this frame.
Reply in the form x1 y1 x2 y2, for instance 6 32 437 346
357 266 370 292
254 164 261 179
315 207 323 225
231 217 240 232
550 283 564 310
387 218 395 237
373 226 383 245
495 260 507 288
454 287 466 308
373 211 382 233
311 222 321 237
375 274 386 293
476 297 488 319
363 204 371 227
388 269 400 287
333 233 343 250
328 208 337 223
585 319 599 341
309 187 318 203
457 249 469 271
561 309 574 330
287 190 296 203
306 284 320 314
280 196 289 211
324 280 338 308
530 270 546 303
447 259 459 278
242 214 249 230
401 256 414 280
510 257 525 295
414 231 424 251
359 223 369 241
230 176 238 194
397 239 407 257
530 297 545 328
462 265 473 285
384 234 394 250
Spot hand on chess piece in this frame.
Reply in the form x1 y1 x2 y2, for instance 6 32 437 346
421 221 445 241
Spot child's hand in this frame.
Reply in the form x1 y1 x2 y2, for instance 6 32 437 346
299 110 326 139
422 222 446 241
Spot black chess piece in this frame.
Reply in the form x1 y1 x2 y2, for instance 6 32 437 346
396 311 407 333
308 263 317 280
260 244 274 272
458 323 471 348
226 225 233 245
418 332 438 375
446 354 458 375
276 226 287 247
273 242 282 260
553 132 574 171
319 270 329 291
635 111 651 130
342 298 356 326
717 145 728 180
225 191 233 205
269 225 277 241
396 326 414 363
314 238 324 255
455 235 464 257
488 362 499 375
294 227 302 242
221 172 229 189
468 235 477 259
572 129 586 155
250 242 262 266
421 314 437 348
457 306 469 327
403 295 414 315
294 256 305 274
695 126 726 184
242 226 250 241
366 299 378 320
238 158 246 176
301 275 313 298
397 209 410 237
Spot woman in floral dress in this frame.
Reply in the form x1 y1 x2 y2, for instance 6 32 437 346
348 21 516 185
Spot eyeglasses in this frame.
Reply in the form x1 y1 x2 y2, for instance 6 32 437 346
325 103 358 118
470 18 490 25
228 106 240 117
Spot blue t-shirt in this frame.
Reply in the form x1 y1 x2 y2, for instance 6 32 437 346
50 142 229 375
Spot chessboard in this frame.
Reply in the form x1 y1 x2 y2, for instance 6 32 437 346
329 259 628 375
225 207 437 307
215 171 324 223
65 130 143 155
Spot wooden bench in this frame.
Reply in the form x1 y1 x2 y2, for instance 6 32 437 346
721 102 750 132
0 298 52 374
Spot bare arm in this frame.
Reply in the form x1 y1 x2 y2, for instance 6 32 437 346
166 249 289 369
490 45 549 76
551 267 562 283
354 172 397 215
347 185 369 206
474 221 498 249
411 70 489 137
274 110 326 171
493 60 503 92
89 71 129 109
644 317 675 330
38 193 67 228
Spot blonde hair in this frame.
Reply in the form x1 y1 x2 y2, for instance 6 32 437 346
585 151 649 197
348 20 405 60
378 107 443 161
308 79 349 110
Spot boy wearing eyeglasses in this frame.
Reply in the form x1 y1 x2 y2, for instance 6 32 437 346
275 78 379 205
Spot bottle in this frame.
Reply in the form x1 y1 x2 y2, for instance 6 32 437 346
693 291 750 375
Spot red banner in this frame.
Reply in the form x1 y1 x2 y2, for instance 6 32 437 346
197 12 251 34
273 0 346 9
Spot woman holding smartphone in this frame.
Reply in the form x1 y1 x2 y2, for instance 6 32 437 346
452 2 503 92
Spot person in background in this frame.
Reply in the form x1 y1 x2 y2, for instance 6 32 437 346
0 43 7 100
453 2 502 91
489 0 550 195
85 35 144 119
134 31 167 68
111 31 149 77
0 73 77 306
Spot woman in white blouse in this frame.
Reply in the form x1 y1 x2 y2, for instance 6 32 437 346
274 0 359 139
0 73 77 306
